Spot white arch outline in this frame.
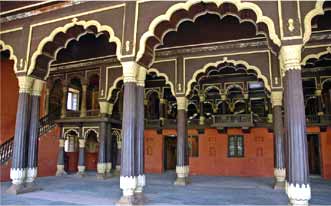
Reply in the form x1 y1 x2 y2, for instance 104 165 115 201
28 19 122 79
107 76 123 101
63 128 79 139
303 1 326 44
0 40 18 73
301 46 331 65
136 0 281 65
321 78 331 89
84 128 100 142
185 58 271 96
148 68 176 96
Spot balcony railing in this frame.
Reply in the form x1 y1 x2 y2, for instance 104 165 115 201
163 119 177 128
306 114 331 125
64 110 100 118
145 119 161 128
212 113 254 128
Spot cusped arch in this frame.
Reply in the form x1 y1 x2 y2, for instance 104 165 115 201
301 47 331 65
303 1 326 44
63 128 79 139
107 76 123 102
186 59 271 96
84 128 100 141
28 19 122 79
137 0 281 66
148 68 176 96
0 40 18 72
321 78 331 89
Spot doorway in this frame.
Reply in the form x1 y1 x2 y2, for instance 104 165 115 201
307 134 321 176
164 135 177 171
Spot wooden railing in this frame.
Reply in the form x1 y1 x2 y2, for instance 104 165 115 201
145 119 161 128
212 113 254 128
0 114 56 165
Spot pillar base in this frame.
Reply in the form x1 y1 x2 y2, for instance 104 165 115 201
134 192 148 205
55 165 67 176
96 173 107 180
116 195 137 206
174 177 190 186
287 182 311 206
6 184 26 195
273 181 285 190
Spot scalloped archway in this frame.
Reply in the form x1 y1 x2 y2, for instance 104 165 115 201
0 40 18 73
136 0 281 67
185 59 271 96
28 19 122 79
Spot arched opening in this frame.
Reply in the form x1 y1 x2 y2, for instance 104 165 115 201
85 130 99 171
64 130 79 173
48 79 63 118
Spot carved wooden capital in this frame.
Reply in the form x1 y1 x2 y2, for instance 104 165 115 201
121 61 139 83
271 91 283 107
136 66 147 87
31 79 45 96
176 96 187 110
279 45 302 75
17 76 34 93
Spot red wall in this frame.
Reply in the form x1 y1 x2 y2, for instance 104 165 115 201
144 129 164 173
1 126 60 182
307 126 331 179
189 128 274 177
0 59 18 144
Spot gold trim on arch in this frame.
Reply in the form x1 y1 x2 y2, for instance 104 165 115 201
107 76 124 101
136 0 281 64
0 40 18 72
185 58 271 96
301 46 331 65
148 68 176 97
27 19 122 79
303 1 325 45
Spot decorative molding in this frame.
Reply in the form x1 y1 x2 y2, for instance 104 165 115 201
0 40 18 73
10 168 26 185
26 167 38 183
105 163 112 173
121 61 139 83
176 97 187 110
303 1 325 44
97 163 106 174
31 79 45 96
301 46 331 66
271 91 283 107
135 174 146 193
136 66 147 87
279 45 302 75
286 182 311 205
176 165 189 178
274 168 285 182
17 76 34 94
120 176 138 196
78 139 86 148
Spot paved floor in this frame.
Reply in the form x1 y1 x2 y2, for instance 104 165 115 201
1 171 331 205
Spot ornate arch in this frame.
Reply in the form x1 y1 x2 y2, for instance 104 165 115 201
186 58 271 96
145 88 160 99
112 129 122 146
225 84 244 96
63 128 79 139
137 0 281 66
84 128 100 141
0 40 18 72
148 68 176 96
107 76 123 101
301 47 331 65
303 1 326 44
28 19 122 79
321 78 331 89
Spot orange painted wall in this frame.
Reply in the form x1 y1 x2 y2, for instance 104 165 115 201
189 128 274 177
0 59 18 144
1 126 60 182
144 129 164 173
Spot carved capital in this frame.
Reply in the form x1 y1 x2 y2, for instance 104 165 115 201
108 103 114 115
176 96 187 110
271 91 283 107
279 45 302 75
199 94 205 102
31 79 45 96
315 89 322 96
136 66 147 87
59 139 65 147
121 61 139 83
17 76 34 93
99 101 109 114
79 139 85 148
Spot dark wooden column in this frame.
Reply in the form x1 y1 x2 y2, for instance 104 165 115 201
159 98 165 126
56 127 67 176
199 94 205 125
76 126 86 177
135 67 147 201
97 102 108 179
106 120 113 176
80 82 88 117
281 45 310 205
315 89 324 117
7 77 33 194
26 80 44 189
61 81 68 118
118 62 139 204
175 96 189 186
271 91 285 190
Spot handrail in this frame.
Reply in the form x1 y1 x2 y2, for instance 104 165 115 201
0 114 56 165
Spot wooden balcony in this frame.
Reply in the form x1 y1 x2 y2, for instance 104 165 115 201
211 113 254 128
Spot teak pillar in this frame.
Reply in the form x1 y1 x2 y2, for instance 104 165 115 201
56 129 67 176
280 45 310 206
77 138 86 177
159 98 165 126
26 79 44 190
175 96 190 186
199 94 205 125
135 67 147 202
106 107 113 177
7 77 33 194
97 101 109 179
61 81 68 118
118 61 139 205
315 89 324 117
80 83 87 117
271 90 286 190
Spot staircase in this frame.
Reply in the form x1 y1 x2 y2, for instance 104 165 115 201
0 114 57 165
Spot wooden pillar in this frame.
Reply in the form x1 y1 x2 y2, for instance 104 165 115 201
61 81 68 118
80 83 87 117
76 138 86 177
105 114 113 177
45 80 52 116
159 98 165 126
271 91 285 189
56 127 67 176
97 101 109 179
175 96 189 186
118 61 139 204
135 67 147 202
315 89 324 117
26 79 44 190
7 77 33 194
280 45 310 206
199 94 205 125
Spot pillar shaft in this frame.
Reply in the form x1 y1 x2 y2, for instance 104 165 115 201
199 95 205 125
159 98 165 126
80 84 87 117
280 45 310 205
61 85 68 118
315 90 324 116
106 122 112 174
56 137 66 176
97 121 107 175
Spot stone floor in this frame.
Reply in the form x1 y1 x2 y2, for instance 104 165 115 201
1 171 331 205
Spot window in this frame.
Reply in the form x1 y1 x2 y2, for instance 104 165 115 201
228 135 244 157
67 88 80 111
